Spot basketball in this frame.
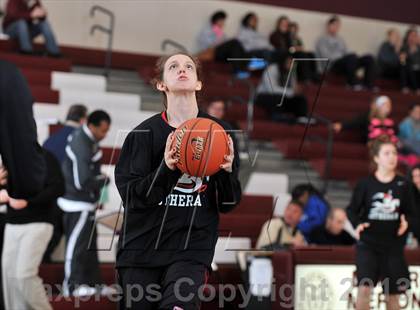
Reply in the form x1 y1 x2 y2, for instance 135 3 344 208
172 117 229 177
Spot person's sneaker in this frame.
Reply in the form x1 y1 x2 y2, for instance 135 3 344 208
247 58 266 71
72 285 97 297
100 285 118 296
235 71 250 79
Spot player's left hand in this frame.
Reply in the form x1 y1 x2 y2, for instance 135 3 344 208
397 214 408 236
220 135 234 173
9 198 28 210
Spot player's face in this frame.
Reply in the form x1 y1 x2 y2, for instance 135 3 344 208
284 203 303 227
161 54 202 93
374 143 398 172
412 168 420 191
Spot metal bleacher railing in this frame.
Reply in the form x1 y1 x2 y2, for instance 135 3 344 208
311 114 334 195
90 5 115 78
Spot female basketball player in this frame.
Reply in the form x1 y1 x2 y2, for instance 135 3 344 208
347 135 416 310
115 53 242 310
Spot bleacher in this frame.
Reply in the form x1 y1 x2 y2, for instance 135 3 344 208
0 12 418 307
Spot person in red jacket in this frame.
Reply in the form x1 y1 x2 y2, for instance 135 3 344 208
2 0 60 56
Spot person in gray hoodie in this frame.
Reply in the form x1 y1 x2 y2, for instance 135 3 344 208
237 12 285 64
58 110 111 297
315 15 376 90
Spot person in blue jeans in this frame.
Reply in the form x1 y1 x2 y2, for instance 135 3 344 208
291 183 330 241
2 0 60 56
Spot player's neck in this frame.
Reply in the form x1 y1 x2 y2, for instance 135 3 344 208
375 168 396 183
166 94 199 128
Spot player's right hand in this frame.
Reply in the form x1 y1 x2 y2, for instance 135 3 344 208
0 166 7 186
355 222 370 240
164 132 179 171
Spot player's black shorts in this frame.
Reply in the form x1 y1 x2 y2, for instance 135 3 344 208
356 241 410 295
117 260 209 310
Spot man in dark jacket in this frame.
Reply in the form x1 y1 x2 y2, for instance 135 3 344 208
3 0 60 56
308 207 355 245
58 110 111 297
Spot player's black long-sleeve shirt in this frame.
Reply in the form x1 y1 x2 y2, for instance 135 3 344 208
346 174 417 249
114 110 242 268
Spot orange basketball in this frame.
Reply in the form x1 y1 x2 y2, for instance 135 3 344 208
172 118 229 177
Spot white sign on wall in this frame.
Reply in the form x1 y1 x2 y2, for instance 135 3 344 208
295 264 420 310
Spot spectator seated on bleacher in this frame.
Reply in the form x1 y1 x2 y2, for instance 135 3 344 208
255 199 305 250
269 16 318 83
237 12 285 65
315 15 376 90
401 28 420 95
2 0 61 57
255 55 309 124
399 102 420 158
333 95 397 144
196 10 263 79
377 29 404 84
308 207 355 245
291 183 330 241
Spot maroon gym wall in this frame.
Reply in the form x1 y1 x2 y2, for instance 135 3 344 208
231 0 420 25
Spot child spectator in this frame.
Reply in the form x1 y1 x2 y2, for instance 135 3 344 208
333 95 397 144
291 184 330 241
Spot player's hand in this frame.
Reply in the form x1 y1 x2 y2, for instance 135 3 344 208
398 215 408 236
0 166 7 186
165 132 179 171
0 189 9 204
220 135 234 173
355 222 370 240
9 198 28 210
